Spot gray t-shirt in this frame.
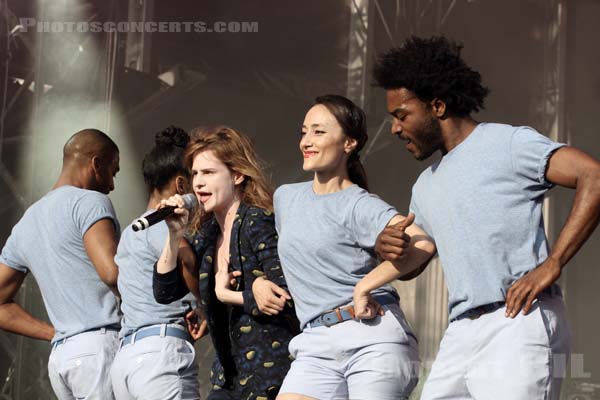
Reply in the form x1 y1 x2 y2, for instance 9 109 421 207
116 214 195 337
409 123 566 321
274 181 399 329
0 185 121 343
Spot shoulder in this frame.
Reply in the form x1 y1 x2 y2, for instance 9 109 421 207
243 206 275 226
478 122 539 144
72 187 114 209
274 181 311 201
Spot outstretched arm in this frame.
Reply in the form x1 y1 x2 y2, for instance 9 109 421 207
505 147 600 317
0 264 54 341
354 213 436 319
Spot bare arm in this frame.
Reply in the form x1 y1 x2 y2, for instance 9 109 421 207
0 263 54 341
84 218 119 296
506 147 600 317
179 239 200 301
354 214 436 318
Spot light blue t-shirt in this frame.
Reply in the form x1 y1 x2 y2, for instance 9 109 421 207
409 123 566 321
274 181 399 329
0 185 121 343
116 214 195 337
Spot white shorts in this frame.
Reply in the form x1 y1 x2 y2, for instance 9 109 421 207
421 291 571 400
279 303 420 400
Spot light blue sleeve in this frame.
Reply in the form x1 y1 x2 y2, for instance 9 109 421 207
510 126 566 199
273 186 283 233
73 192 119 236
0 227 28 273
147 222 168 258
409 185 433 239
351 193 398 249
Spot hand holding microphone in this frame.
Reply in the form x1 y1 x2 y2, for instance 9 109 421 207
132 193 198 233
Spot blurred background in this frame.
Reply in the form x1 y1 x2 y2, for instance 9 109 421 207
0 0 598 398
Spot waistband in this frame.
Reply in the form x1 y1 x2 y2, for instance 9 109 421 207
307 295 398 328
52 327 118 350
119 323 190 349
451 284 563 323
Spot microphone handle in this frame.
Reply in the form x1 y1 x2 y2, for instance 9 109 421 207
132 206 176 232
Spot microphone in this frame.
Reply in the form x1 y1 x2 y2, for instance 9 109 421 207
132 193 198 232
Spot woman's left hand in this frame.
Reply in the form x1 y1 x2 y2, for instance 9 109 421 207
353 288 384 320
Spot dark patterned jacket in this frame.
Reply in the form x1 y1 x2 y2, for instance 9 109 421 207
154 203 299 400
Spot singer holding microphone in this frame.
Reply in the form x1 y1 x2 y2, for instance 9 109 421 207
153 126 299 400
110 126 205 400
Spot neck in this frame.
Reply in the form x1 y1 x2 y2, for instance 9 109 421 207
215 198 241 236
440 117 479 154
312 166 353 195
53 168 87 190
147 187 178 211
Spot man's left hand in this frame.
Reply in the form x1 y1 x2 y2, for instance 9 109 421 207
505 257 561 318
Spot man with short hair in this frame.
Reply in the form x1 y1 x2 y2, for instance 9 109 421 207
373 36 600 399
0 128 122 399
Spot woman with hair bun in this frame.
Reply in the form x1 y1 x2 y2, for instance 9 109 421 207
154 126 299 400
110 126 204 400
275 95 436 400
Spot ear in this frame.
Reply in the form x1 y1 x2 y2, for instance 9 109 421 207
233 172 245 186
175 175 188 194
91 156 101 174
430 98 446 118
344 137 358 155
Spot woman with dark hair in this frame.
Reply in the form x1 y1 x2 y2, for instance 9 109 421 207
154 126 299 400
274 95 436 400
110 126 203 400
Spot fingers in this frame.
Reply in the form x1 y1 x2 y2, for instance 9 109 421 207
195 320 208 340
228 270 242 287
396 213 415 231
160 194 185 209
260 305 282 316
505 280 532 318
270 284 292 300
381 226 410 242
521 290 538 316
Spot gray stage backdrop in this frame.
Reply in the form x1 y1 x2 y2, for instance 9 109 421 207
0 1 599 399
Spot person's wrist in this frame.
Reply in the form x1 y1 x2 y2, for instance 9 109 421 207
354 281 369 297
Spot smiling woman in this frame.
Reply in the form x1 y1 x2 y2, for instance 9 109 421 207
274 95 436 400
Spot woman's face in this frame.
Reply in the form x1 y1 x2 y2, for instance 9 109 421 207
300 104 356 174
191 150 243 214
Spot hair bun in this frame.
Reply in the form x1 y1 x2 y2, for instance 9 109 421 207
155 126 190 148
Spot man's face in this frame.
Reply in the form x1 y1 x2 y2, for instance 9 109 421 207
386 88 443 161
93 152 120 194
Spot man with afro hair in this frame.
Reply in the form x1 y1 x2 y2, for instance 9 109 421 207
373 36 600 400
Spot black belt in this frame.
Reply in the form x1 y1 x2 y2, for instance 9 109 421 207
451 284 562 323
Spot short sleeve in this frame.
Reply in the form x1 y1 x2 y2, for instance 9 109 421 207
351 193 398 249
510 127 566 197
146 221 168 258
0 227 28 273
73 192 119 236
409 186 433 239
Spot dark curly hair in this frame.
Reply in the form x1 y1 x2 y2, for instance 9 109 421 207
142 125 190 190
373 36 489 117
